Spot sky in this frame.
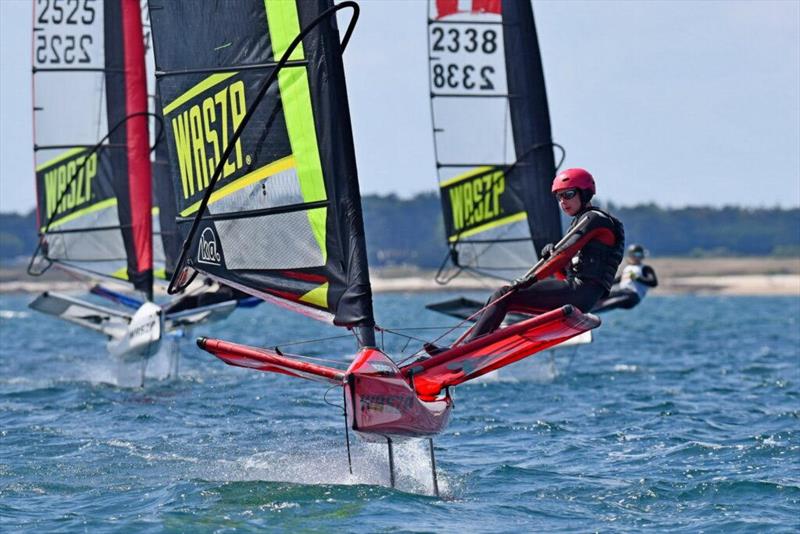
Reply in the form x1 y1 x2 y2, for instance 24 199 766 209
1 0 799 214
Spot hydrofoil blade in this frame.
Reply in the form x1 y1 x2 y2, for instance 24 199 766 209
29 291 132 338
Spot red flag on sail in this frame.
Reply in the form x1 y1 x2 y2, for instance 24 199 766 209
435 0 501 19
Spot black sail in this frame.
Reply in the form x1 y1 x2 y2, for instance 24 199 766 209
428 0 562 281
151 89 181 280
148 0 374 326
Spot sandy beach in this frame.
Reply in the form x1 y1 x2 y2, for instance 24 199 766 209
1 257 798 296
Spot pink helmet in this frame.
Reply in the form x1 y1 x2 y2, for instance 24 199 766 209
551 168 596 195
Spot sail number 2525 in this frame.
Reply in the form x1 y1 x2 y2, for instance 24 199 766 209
34 0 97 65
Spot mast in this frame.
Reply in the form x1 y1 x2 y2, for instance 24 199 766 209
503 0 561 253
107 0 153 299
141 1 180 282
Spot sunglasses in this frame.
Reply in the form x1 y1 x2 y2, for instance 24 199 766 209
554 189 578 201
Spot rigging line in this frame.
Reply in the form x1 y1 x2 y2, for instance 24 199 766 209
276 352 348 368
323 385 344 411
434 246 462 285
413 253 552 354
350 327 366 349
271 332 354 348
553 142 566 171
375 327 425 343
167 1 362 295
454 237 531 244
378 325 462 332
28 111 165 277
40 112 164 234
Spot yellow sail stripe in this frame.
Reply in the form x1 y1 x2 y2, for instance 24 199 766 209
265 0 328 263
110 267 129 280
162 72 238 116
448 211 527 242
299 282 329 309
439 166 496 188
35 148 88 172
179 155 296 217
42 198 118 231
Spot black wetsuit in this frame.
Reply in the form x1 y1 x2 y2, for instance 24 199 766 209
592 264 658 313
468 207 625 340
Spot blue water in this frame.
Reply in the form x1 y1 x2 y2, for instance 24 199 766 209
1 293 798 532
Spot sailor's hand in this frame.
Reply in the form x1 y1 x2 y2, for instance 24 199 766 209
496 284 515 298
511 275 536 290
540 243 555 259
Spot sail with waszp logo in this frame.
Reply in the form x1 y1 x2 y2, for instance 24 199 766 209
428 0 563 282
149 0 373 326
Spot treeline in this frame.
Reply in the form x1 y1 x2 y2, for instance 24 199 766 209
1 196 798 267
0 211 37 264
361 196 800 268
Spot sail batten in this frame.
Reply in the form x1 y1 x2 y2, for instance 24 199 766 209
428 0 562 282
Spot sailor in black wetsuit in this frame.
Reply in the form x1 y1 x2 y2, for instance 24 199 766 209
466 168 625 341
592 244 658 313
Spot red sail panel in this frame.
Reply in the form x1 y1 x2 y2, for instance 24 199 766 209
434 0 501 19
121 0 152 287
402 306 600 399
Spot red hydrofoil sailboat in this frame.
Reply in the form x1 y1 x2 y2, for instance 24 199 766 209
147 0 599 494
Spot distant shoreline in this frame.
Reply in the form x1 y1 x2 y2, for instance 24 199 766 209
1 257 798 296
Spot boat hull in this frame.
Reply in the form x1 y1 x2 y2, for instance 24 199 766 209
344 348 452 442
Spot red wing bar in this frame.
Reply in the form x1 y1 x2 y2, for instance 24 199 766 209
401 305 600 399
197 337 345 386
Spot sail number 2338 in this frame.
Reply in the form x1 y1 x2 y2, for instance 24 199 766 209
429 24 501 94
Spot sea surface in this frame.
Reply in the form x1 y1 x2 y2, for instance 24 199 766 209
1 292 798 532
